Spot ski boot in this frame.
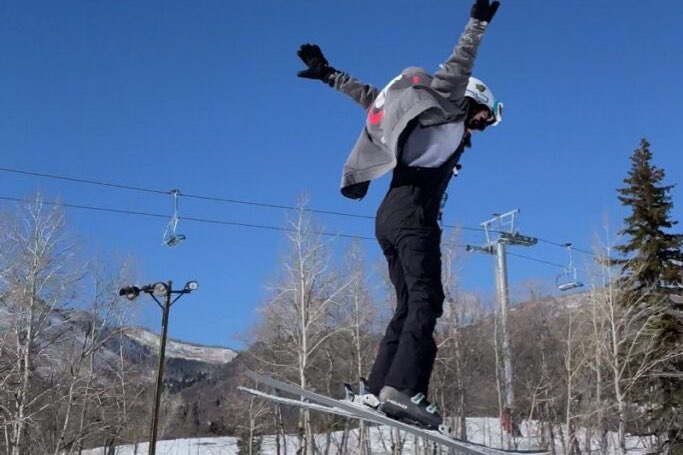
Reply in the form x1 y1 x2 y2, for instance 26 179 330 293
343 377 381 409
378 386 444 431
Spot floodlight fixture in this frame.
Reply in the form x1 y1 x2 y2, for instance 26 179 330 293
118 285 141 301
152 282 169 297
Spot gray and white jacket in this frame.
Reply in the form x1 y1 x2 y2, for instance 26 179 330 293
328 18 488 199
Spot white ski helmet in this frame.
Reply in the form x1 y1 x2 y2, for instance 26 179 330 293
465 77 503 126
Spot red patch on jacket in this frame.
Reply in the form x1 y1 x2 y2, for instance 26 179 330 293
368 108 384 126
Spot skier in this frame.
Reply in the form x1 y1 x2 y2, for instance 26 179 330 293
296 0 502 429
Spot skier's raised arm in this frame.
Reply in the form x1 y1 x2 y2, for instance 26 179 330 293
430 0 500 107
297 43 380 110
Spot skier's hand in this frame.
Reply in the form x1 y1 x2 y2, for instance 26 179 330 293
470 0 500 23
297 44 337 82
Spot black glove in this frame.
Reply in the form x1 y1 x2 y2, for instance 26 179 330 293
470 0 500 23
297 44 337 82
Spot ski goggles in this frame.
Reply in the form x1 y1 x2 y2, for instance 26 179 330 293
491 101 503 126
487 100 503 126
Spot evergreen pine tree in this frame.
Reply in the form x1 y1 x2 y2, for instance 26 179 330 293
617 139 683 311
616 138 683 447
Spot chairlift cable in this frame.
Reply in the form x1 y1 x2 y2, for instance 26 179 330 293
0 166 374 219
535 237 595 256
0 166 168 195
506 251 566 269
0 166 514 234
0 166 603 256
0 196 375 242
0 195 600 272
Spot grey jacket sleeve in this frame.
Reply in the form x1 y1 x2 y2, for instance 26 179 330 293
327 72 380 110
430 18 488 107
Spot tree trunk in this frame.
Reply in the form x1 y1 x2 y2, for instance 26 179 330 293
12 273 38 455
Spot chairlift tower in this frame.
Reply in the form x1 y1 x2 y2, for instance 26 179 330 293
466 209 537 443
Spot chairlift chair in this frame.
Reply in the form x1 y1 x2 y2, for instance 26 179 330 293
163 189 186 247
556 243 583 291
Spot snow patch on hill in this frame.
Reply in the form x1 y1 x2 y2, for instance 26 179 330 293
123 327 237 365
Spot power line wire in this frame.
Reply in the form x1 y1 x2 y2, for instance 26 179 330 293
183 193 376 220
0 196 372 242
0 167 168 195
0 195 585 271
0 166 601 256
0 166 378 219
0 166 501 233
535 238 595 256
506 251 566 269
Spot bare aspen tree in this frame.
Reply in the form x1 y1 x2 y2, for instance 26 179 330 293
273 403 286 455
343 241 376 455
0 195 82 455
372 247 412 455
325 348 336 455
562 311 587 455
512 299 562 455
585 241 610 455
492 309 505 449
436 228 468 439
591 239 683 455
234 394 270 455
539 311 560 455
0 209 13 418
108 259 142 452
53 259 138 455
251 201 350 455
376 426 405 455
0 197 144 454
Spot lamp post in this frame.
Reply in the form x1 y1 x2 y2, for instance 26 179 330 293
119 280 198 455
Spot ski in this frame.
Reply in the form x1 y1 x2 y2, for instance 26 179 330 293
239 386 359 419
242 370 548 455
239 384 500 455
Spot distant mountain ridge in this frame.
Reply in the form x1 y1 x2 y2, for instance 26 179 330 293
0 305 239 387
123 327 238 365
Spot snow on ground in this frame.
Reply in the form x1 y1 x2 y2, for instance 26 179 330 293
82 418 657 454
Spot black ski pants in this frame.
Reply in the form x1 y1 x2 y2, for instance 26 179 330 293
367 185 444 397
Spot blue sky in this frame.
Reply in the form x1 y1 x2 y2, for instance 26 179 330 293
1 1 681 350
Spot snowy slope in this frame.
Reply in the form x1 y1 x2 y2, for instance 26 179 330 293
123 327 237 365
81 418 656 454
